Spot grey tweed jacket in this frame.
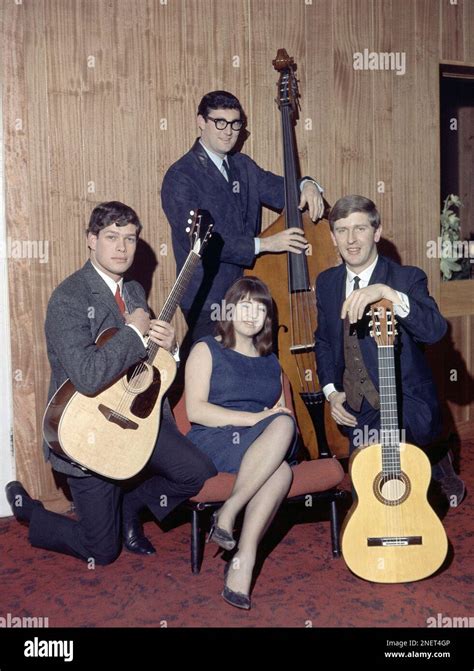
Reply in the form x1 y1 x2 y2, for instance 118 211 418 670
43 260 150 477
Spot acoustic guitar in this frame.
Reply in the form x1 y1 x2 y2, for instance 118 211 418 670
341 299 448 583
43 210 212 480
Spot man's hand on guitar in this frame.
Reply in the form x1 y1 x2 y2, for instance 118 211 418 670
341 283 400 323
125 308 150 336
328 391 357 427
148 319 177 352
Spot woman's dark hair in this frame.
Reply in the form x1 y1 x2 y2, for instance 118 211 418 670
216 276 273 356
328 195 380 232
197 90 245 121
86 201 142 237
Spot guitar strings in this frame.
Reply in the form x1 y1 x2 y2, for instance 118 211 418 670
282 103 317 397
111 254 199 420
379 329 403 545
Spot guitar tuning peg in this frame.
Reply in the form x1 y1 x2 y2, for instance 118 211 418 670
185 227 190 233
189 210 195 216
368 320 373 327
369 330 374 337
187 218 193 224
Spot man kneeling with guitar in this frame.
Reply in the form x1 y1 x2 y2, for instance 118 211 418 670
6 201 216 564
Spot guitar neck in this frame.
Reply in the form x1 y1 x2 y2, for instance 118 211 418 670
146 250 201 363
378 344 401 474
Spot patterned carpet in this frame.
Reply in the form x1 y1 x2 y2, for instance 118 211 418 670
0 434 471 632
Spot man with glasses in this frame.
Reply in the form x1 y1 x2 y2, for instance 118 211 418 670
162 90 325 343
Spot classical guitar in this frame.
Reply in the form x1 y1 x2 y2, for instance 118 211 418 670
341 299 448 583
43 210 212 480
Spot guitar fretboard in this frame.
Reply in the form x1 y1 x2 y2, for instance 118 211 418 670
378 345 401 475
146 251 201 363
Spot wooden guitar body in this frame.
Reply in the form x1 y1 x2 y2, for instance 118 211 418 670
341 442 448 583
44 327 176 480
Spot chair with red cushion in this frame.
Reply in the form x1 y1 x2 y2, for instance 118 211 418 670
173 374 345 574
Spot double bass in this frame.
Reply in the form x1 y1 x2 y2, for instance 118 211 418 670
248 49 347 459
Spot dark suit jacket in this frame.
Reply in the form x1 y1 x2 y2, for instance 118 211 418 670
44 260 149 477
314 255 447 446
161 139 285 311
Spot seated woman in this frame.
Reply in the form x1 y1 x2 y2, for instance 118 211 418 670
185 276 298 610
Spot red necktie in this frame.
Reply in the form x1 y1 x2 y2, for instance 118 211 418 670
115 285 126 314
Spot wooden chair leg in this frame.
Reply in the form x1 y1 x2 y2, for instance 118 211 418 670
191 508 204 574
330 498 341 558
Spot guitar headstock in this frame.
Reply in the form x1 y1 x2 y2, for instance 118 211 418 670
273 48 300 117
369 299 397 347
186 209 213 257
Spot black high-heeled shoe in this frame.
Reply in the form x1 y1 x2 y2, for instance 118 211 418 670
207 510 236 551
222 561 251 610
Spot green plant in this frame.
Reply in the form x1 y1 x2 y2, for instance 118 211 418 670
440 194 463 280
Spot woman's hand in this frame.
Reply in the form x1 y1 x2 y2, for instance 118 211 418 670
252 406 293 425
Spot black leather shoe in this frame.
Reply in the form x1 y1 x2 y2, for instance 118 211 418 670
123 519 156 555
5 481 43 523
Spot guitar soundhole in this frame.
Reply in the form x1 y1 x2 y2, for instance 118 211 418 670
373 472 411 506
124 363 154 393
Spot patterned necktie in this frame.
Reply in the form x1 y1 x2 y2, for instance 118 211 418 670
115 285 126 314
221 159 231 182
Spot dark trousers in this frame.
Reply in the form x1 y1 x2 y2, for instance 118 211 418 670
29 413 217 564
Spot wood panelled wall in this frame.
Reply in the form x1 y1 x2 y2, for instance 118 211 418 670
1 0 473 506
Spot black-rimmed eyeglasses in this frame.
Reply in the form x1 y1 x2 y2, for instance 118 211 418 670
205 116 244 131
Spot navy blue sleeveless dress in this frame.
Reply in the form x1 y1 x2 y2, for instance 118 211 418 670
186 336 298 473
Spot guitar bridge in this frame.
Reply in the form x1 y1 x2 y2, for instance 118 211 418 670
98 404 139 430
367 536 422 547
